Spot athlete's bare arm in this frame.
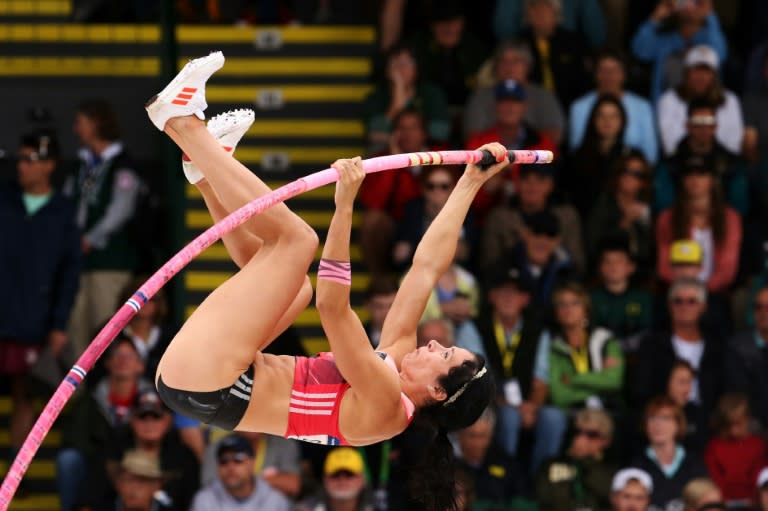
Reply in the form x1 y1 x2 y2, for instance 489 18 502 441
315 158 401 401
378 144 510 364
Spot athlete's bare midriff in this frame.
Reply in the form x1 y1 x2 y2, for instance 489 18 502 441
238 352 410 445
237 352 295 435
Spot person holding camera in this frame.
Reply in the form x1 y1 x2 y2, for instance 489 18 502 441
630 0 727 101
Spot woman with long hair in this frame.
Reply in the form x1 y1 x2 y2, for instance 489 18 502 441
656 158 741 292
566 94 628 220
587 148 654 274
146 52 497 511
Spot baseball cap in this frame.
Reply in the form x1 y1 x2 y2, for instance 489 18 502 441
432 0 464 21
132 389 169 417
523 209 560 237
519 163 555 178
120 449 165 479
670 239 703 265
216 434 255 459
487 263 532 293
611 468 653 493
495 79 527 102
324 447 364 476
679 155 715 176
685 45 719 70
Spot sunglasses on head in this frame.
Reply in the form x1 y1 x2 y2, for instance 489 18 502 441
575 428 603 440
218 452 250 465
328 470 358 479
424 181 452 191
672 296 699 306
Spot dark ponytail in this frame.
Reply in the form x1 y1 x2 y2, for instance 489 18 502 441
408 354 495 511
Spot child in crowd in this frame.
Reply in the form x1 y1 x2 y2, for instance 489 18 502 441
590 238 653 353
705 393 768 507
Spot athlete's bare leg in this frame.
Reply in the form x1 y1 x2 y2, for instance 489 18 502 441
156 114 318 391
196 177 314 345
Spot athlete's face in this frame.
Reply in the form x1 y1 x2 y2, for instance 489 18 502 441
401 340 475 402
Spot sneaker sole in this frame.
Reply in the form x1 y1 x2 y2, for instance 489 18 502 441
207 109 255 144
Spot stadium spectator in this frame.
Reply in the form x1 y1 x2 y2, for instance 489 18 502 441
56 337 152 511
610 468 653 511
0 130 80 480
481 163 585 274
295 447 374 511
705 393 767 506
570 50 658 164
465 79 558 221
543 282 625 414
65 99 141 357
358 108 429 276
725 286 768 429
477 263 567 473
465 39 564 144
517 0 591 108
362 45 450 153
587 151 654 279
191 434 291 511
536 408 616 511
657 45 744 157
455 407 525 510
654 100 749 216
565 95 633 221
655 156 742 293
631 397 709 510
630 0 727 100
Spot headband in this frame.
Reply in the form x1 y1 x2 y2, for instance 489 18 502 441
443 365 487 406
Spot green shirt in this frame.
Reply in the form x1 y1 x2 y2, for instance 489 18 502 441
590 286 652 338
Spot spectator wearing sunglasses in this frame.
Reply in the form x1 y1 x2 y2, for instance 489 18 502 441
654 100 749 217
587 149 654 278
725 286 768 429
631 397 709 511
632 278 723 453
392 165 478 272
295 447 373 511
83 389 200 511
191 434 291 511
535 408 616 511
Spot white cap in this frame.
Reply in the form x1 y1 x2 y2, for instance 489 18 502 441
757 467 768 489
685 45 719 70
612 468 653 493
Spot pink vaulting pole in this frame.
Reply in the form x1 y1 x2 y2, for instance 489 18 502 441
0 148 552 509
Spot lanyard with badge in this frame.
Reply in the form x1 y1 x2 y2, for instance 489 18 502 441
494 320 521 377
495 320 523 406
570 342 590 374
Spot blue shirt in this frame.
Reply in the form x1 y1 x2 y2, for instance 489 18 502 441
569 91 659 163
631 14 727 101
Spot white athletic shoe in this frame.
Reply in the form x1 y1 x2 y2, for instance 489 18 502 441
145 51 225 131
181 109 255 184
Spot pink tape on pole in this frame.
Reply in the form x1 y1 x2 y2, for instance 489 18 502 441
0 148 553 509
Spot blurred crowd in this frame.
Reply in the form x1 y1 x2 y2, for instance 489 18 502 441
5 0 768 510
